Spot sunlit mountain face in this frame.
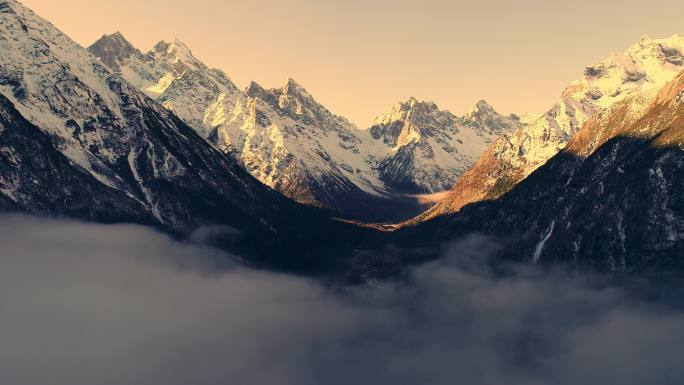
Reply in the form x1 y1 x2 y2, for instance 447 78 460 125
408 35 684 225
88 32 522 222
2 1 684 384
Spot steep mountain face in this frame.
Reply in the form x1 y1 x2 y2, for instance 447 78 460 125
0 93 152 224
415 34 684 223
212 79 397 216
0 0 356 269
370 97 520 193
401 70 684 274
88 34 515 221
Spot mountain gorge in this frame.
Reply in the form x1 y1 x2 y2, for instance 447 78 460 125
88 32 517 221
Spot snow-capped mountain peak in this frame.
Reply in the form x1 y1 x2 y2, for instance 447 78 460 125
370 97 520 193
89 34 243 137
276 78 322 117
373 97 437 121
462 99 519 136
561 34 684 112
370 97 445 147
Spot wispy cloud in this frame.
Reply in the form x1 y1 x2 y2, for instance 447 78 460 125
1 215 683 385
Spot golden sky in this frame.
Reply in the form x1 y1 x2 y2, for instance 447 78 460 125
21 0 684 126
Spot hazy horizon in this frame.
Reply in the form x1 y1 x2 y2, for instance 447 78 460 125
20 0 684 126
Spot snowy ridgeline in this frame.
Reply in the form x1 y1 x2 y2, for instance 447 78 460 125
88 30 684 220
4 0 684 225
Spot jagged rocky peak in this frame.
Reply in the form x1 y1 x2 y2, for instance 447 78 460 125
244 77 353 129
282 77 308 96
246 77 310 98
276 78 323 112
246 78 309 106
462 99 519 135
376 97 442 123
153 38 191 57
465 99 507 121
150 37 205 70
467 99 496 115
245 81 275 104
88 31 141 70
246 80 266 95
404 96 438 110
369 97 453 147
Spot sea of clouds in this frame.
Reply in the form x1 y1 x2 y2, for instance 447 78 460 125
1 215 683 385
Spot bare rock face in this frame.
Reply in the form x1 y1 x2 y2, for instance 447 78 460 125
88 31 140 71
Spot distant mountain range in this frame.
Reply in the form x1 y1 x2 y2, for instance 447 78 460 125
88 32 519 221
1 0 683 279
